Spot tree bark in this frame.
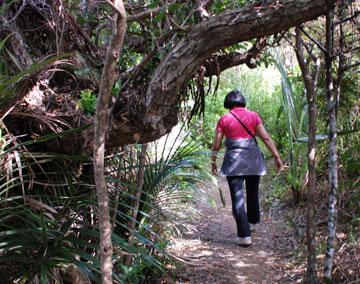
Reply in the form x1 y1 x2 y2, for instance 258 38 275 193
295 27 319 284
204 38 267 76
107 0 336 147
323 6 338 282
93 1 126 283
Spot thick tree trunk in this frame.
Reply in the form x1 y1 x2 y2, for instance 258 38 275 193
295 27 319 284
323 7 338 282
107 0 336 147
93 1 126 283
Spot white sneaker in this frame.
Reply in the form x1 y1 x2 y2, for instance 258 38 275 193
235 236 252 246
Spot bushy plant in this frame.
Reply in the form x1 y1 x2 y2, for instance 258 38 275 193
77 89 97 115
0 115 217 283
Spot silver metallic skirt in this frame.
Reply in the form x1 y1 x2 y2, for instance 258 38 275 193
220 138 266 176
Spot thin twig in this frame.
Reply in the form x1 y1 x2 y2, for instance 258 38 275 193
168 15 190 31
299 25 327 53
334 10 359 25
341 61 360 72
128 4 169 22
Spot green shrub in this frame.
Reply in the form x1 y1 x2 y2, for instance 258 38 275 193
77 90 97 115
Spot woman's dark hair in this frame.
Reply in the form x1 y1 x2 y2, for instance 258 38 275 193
223 90 246 109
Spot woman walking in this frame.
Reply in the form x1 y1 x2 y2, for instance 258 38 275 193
211 90 283 246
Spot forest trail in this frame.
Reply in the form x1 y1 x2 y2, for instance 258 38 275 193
168 178 297 284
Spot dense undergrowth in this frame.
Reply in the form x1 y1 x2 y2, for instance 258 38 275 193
0 118 215 283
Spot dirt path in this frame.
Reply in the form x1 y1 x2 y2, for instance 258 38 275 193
168 178 297 284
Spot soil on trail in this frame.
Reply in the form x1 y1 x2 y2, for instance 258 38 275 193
168 178 297 284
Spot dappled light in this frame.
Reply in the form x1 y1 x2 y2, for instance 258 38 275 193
168 179 278 283
0 0 359 283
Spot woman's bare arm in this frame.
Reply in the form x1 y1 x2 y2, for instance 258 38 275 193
211 129 224 175
255 123 283 170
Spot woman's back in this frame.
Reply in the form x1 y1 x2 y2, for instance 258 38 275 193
216 107 262 139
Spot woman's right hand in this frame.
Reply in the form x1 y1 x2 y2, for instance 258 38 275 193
274 156 283 171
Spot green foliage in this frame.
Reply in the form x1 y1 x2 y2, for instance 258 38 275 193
272 50 309 202
103 128 216 282
0 45 72 109
262 171 289 209
112 80 122 97
77 90 97 115
211 0 250 13
1 0 359 281
0 119 215 283
120 47 143 71
0 126 98 282
0 33 12 76
0 0 16 16
0 128 148 282
117 244 170 284
189 64 283 152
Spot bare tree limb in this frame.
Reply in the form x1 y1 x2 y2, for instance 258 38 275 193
128 4 169 22
168 15 190 31
334 9 359 25
341 61 360 72
299 25 327 53
204 38 267 76
93 0 127 283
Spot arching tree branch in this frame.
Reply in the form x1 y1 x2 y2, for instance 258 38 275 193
107 0 336 147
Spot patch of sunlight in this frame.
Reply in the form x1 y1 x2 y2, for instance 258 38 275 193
236 275 248 281
197 250 214 257
169 238 203 249
262 65 281 94
231 64 281 98
241 250 271 258
150 124 185 158
234 260 252 268
257 250 269 257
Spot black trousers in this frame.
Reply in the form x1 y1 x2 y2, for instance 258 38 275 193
226 175 260 238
